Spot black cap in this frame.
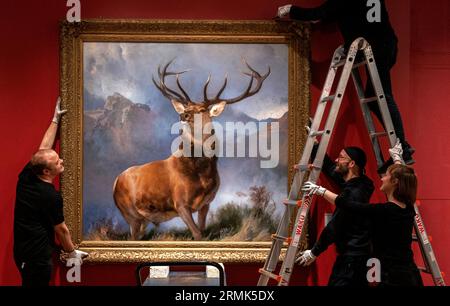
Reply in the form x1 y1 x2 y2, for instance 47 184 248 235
344 146 367 170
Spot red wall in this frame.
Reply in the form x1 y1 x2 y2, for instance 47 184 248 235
1 0 448 286
408 0 450 286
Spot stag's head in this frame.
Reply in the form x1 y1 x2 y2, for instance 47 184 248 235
152 60 271 144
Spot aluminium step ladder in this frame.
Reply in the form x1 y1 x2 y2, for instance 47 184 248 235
257 37 445 286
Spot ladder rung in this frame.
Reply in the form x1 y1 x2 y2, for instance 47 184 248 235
312 164 322 170
412 234 432 243
321 95 335 103
332 59 346 68
283 199 302 207
333 59 367 69
271 234 289 242
310 130 325 137
361 97 378 104
258 269 282 282
352 60 367 68
294 164 309 172
294 164 321 171
418 266 431 274
370 131 388 138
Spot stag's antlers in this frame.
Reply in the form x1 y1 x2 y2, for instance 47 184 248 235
152 60 191 104
204 60 271 106
153 59 271 106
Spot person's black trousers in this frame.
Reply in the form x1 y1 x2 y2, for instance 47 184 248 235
328 255 369 287
15 259 52 287
364 40 407 146
378 262 424 287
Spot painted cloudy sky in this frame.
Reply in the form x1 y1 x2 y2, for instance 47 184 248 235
84 42 288 119
82 42 289 238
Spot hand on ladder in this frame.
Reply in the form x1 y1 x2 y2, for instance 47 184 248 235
302 181 326 197
295 250 316 266
388 139 404 164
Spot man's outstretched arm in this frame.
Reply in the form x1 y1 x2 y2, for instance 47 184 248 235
302 181 339 205
277 1 337 21
39 97 67 150
54 222 76 253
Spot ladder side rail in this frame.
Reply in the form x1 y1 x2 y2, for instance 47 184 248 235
277 163 323 286
413 204 446 286
310 40 363 173
415 227 432 273
289 46 346 200
257 205 295 286
277 195 314 285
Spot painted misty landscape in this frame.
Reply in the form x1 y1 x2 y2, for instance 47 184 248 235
82 42 288 241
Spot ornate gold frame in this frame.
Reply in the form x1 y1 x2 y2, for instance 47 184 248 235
60 19 310 263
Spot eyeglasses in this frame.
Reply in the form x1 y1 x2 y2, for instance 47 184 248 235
337 156 352 162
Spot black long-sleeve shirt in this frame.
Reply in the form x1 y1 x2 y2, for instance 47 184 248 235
334 193 416 265
289 0 398 52
310 152 374 257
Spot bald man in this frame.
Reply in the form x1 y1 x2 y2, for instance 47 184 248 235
14 98 87 286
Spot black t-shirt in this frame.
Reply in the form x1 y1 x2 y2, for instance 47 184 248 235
290 0 398 52
14 163 65 264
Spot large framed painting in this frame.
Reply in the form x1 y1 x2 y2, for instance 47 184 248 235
60 19 311 262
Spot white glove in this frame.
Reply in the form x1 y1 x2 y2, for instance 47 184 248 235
302 181 326 197
68 249 89 264
277 4 292 18
305 123 319 144
296 250 316 266
52 97 68 124
389 138 404 164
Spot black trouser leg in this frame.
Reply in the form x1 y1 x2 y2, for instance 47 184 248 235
328 255 369 287
365 43 408 145
18 261 52 287
365 68 406 144
379 264 424 287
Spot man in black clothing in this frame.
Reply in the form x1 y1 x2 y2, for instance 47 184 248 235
277 0 415 164
14 98 88 286
298 146 374 286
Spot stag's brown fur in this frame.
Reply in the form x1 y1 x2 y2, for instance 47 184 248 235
113 154 219 240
